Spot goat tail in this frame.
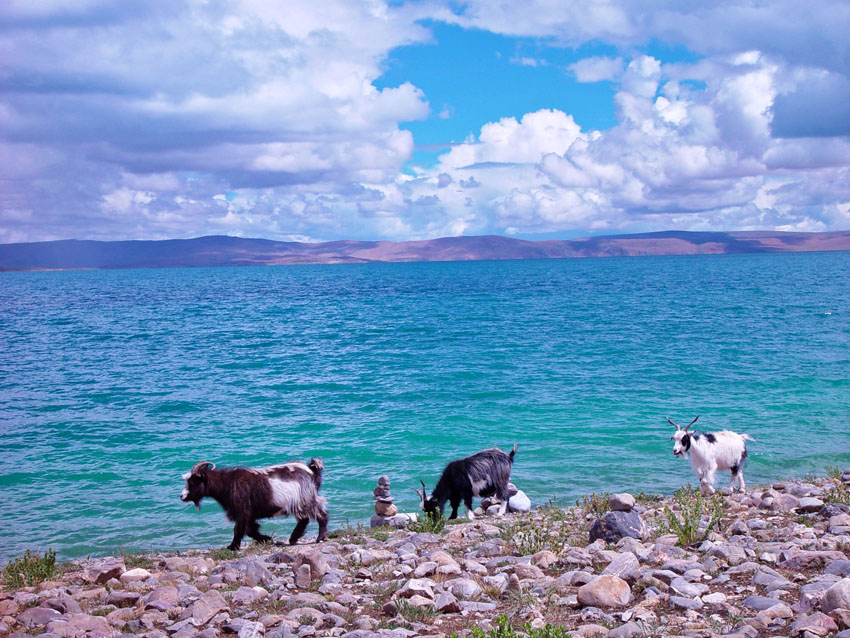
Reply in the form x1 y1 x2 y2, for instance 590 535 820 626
510 443 518 460
741 434 756 442
308 458 324 488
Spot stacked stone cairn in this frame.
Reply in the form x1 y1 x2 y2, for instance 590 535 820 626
369 476 413 528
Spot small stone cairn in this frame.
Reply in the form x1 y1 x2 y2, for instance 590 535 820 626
370 476 412 528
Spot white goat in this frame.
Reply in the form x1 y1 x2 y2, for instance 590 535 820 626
668 416 754 494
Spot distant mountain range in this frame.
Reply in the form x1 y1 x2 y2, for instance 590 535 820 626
2 230 849 270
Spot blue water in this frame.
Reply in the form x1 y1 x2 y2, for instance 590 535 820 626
1 253 849 561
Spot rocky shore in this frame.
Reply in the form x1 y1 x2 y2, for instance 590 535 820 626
3 469 850 638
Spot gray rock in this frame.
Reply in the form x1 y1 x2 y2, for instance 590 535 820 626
798 497 825 512
89 558 126 584
669 577 708 597
608 622 643 638
602 552 640 583
826 559 850 576
234 558 276 586
609 493 635 512
435 592 461 613
239 621 265 638
821 578 850 613
670 595 703 610
19 607 63 627
443 577 482 598
106 591 141 608
44 595 82 614
589 510 647 543
742 595 782 611
193 590 229 626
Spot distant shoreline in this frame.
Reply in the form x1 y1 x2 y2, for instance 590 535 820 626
2 229 850 271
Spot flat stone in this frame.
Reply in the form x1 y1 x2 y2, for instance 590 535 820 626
701 592 727 604
798 497 825 512
192 589 229 625
19 607 63 626
670 595 703 610
742 595 782 611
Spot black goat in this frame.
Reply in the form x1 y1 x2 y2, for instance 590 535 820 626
416 444 517 520
181 459 329 550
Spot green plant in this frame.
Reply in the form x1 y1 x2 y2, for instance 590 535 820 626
463 614 572 638
577 492 610 517
499 509 573 556
298 614 317 626
2 549 56 588
827 466 842 481
408 511 446 534
662 485 726 547
823 480 850 506
395 597 440 622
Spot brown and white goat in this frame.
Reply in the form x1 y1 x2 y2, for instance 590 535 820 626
181 459 329 550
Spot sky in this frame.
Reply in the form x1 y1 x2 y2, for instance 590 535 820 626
1 1 850 244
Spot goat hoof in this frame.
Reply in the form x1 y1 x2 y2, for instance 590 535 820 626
227 545 240 552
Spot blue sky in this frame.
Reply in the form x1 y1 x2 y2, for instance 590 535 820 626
1 1 849 243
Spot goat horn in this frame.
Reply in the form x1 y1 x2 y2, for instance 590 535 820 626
420 480 427 494
683 416 699 432
666 416 681 430
191 461 215 475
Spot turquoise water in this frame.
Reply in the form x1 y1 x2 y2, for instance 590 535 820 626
1 252 849 561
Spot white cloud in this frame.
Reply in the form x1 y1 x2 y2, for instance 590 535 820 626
1 0 849 242
569 56 624 82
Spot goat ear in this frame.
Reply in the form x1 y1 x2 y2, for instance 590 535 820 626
414 487 425 508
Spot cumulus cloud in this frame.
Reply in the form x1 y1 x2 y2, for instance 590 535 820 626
394 51 850 236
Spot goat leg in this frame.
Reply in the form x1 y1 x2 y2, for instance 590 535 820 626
228 520 247 551
289 518 309 545
316 511 329 543
248 520 272 544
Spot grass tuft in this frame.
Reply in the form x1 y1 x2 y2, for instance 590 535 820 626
395 597 441 622
408 511 446 534
662 485 726 547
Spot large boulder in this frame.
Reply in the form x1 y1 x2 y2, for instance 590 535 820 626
589 510 647 543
